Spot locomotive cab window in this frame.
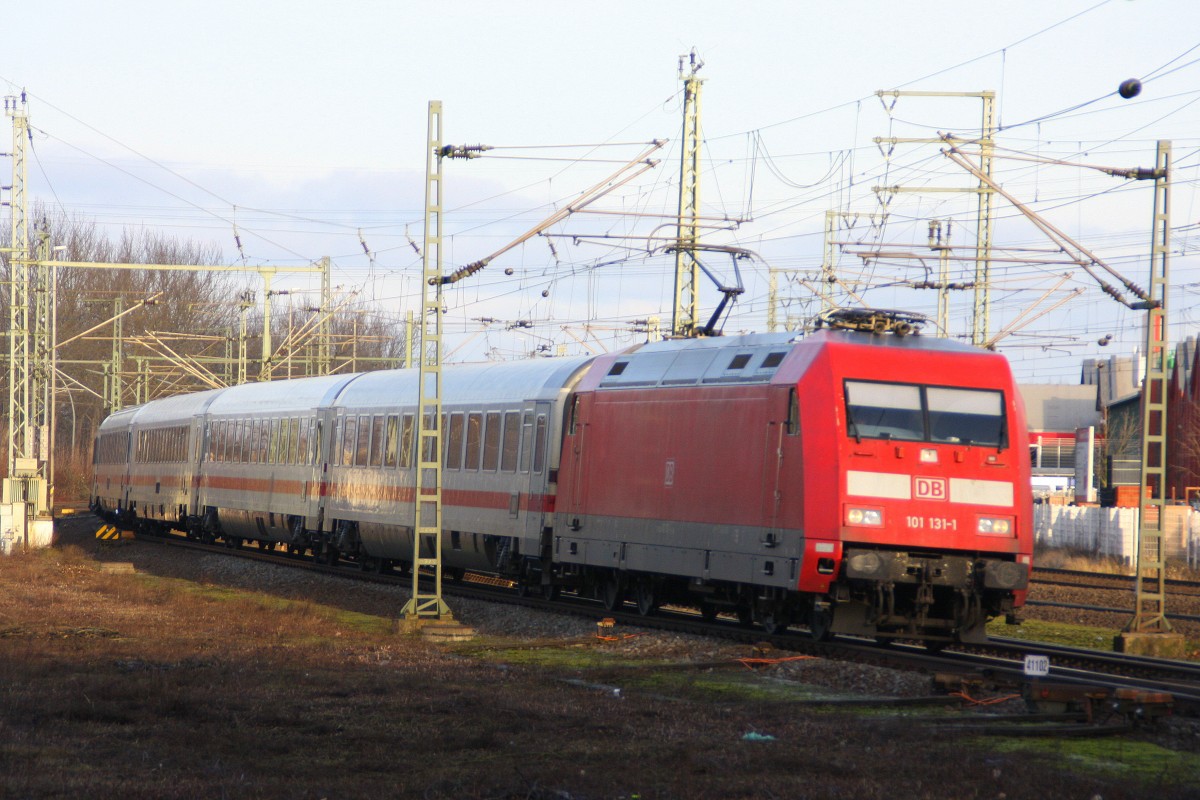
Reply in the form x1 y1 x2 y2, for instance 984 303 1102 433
927 387 1005 447
845 380 1006 448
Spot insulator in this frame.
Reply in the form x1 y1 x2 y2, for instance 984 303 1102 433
541 289 550 298
504 268 514 276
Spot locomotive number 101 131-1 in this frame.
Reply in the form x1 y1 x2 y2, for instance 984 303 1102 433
905 515 958 531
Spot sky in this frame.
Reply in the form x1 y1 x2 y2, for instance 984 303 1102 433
3 0 1200 382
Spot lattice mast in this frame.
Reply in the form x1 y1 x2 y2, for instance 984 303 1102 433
672 51 704 338
5 95 33 475
402 100 451 619
1129 140 1172 633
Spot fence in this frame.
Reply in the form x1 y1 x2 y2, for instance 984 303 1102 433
1033 503 1200 569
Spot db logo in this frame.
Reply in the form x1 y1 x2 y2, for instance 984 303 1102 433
914 477 947 500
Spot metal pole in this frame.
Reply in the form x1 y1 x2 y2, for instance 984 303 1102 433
672 52 704 338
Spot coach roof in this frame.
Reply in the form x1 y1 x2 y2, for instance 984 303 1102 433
332 355 596 409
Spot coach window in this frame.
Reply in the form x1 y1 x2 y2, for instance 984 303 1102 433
338 416 354 466
278 419 287 463
446 413 464 469
384 415 399 468
244 420 253 463
352 415 369 467
260 419 272 464
288 418 301 465
266 419 278 464
464 412 483 470
519 412 533 473
368 416 385 467
273 419 284 465
243 421 254 464
396 414 412 468
424 412 444 464
299 418 312 465
483 411 501 471
501 411 520 472
241 419 251 463
532 414 547 474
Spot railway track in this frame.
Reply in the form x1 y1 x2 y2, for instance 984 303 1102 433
112 524 1200 717
1032 566 1200 596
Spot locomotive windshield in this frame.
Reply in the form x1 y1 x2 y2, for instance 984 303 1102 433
845 380 1006 447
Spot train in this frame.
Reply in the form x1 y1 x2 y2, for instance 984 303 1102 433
91 310 1033 644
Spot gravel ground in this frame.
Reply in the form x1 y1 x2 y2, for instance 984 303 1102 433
1024 577 1200 646
62 516 939 700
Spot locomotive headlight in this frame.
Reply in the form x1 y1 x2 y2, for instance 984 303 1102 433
977 516 1014 535
846 507 883 527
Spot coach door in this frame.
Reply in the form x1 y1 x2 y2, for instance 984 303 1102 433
760 386 797 536
190 414 207 517
523 402 553 546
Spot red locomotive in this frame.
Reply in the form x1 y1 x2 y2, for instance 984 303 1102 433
93 310 1031 644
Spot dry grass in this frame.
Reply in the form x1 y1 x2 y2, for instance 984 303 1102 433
1035 545 1200 581
0 541 1196 799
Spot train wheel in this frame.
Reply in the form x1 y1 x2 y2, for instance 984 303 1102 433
759 609 791 636
809 608 833 642
700 602 719 623
633 578 658 617
601 574 624 611
736 605 754 627
542 583 561 601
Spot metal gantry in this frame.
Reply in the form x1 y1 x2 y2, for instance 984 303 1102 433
873 90 996 344
401 100 451 619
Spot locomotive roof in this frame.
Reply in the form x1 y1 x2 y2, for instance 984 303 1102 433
591 329 1001 390
814 327 995 355
598 331 801 389
332 355 596 409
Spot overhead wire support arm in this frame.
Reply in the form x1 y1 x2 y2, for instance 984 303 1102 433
438 140 664 285
938 136 1152 309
